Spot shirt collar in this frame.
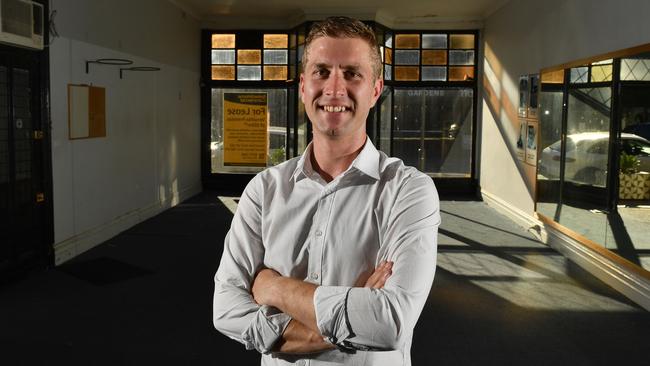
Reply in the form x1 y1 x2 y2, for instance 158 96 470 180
291 137 380 182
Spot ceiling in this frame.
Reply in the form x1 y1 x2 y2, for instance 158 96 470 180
170 0 511 29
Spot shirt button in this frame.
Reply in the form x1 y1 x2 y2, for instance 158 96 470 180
310 272 319 280
315 230 322 237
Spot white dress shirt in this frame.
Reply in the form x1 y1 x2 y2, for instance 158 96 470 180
213 138 440 366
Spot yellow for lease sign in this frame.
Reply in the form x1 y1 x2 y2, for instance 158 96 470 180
223 93 268 167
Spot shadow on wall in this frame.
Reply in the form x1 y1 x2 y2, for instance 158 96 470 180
482 42 536 198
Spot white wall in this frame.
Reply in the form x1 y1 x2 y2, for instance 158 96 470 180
480 0 650 218
49 0 202 263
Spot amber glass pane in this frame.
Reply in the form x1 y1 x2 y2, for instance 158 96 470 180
591 64 613 82
212 34 235 48
211 65 235 80
264 34 288 49
264 66 287 80
395 34 420 49
385 48 392 65
450 34 474 49
237 50 261 64
541 70 564 83
395 66 419 81
449 66 475 81
422 50 447 65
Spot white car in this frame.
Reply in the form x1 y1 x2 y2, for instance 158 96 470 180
538 132 650 187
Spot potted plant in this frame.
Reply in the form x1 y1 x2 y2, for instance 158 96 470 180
619 152 650 199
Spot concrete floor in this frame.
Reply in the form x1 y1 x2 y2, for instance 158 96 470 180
0 192 647 365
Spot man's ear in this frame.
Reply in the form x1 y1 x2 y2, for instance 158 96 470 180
299 73 305 103
371 78 384 107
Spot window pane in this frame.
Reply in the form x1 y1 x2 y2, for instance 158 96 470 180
385 32 393 48
211 88 288 173
212 34 235 48
422 50 447 65
384 65 392 81
237 66 261 80
395 66 419 81
212 50 235 64
449 50 474 65
385 48 392 65
211 65 235 80
591 64 612 82
450 34 474 49
449 66 475 81
264 34 288 48
393 88 473 176
395 34 420 49
264 66 287 80
570 67 588 83
422 66 446 81
541 70 564 83
237 50 261 64
537 90 564 220
620 58 650 81
264 50 288 64
565 87 612 187
422 34 447 49
379 89 392 155
394 50 420 65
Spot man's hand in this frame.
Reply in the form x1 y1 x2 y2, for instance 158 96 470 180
355 260 393 288
251 268 281 306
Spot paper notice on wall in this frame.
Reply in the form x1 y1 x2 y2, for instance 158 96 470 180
223 93 268 167
525 120 538 166
516 119 526 161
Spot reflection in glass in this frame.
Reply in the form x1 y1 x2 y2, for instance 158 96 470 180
591 64 612 82
536 90 563 221
570 67 588 83
564 87 612 187
392 88 473 176
379 88 392 155
385 32 393 48
621 57 650 81
211 88 288 173
422 34 447 49
237 66 261 80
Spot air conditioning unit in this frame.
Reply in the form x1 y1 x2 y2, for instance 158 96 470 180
0 0 44 50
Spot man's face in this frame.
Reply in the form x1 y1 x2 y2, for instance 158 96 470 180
300 36 383 140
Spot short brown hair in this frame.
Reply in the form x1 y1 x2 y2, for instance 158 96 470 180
302 16 382 81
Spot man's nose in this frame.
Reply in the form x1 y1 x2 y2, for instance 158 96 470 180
324 72 346 97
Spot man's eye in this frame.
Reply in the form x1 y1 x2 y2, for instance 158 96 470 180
345 71 361 79
315 69 329 77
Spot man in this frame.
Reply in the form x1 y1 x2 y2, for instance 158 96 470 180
213 16 440 365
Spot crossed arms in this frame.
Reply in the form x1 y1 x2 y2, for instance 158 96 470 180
213 173 439 355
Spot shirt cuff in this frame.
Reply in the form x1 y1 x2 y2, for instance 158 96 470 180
313 286 353 345
241 305 292 354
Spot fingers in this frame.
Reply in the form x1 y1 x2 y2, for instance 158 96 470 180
363 260 393 289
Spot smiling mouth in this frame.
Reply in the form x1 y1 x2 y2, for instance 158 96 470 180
320 105 350 113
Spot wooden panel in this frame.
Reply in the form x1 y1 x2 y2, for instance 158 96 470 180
541 70 564 84
211 65 235 80
395 66 419 81
450 34 474 49
395 34 420 49
263 66 287 80
449 66 475 81
237 50 261 64
88 86 106 138
264 34 288 49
